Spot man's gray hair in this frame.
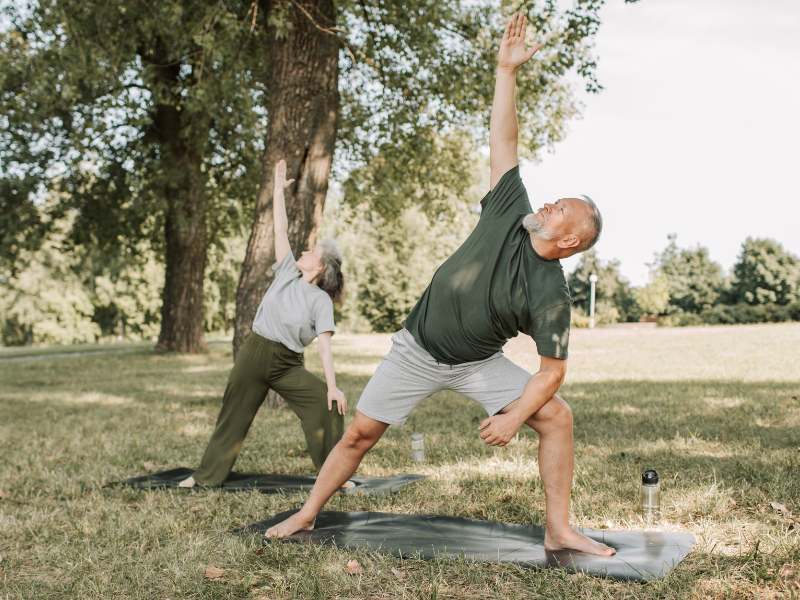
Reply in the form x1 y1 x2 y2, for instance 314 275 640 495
576 195 602 252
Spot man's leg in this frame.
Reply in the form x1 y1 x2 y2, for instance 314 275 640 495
265 410 389 538
499 394 614 555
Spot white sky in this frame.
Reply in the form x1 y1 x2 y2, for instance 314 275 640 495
520 0 800 285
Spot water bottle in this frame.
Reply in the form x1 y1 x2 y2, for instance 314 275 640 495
640 470 661 521
411 434 425 462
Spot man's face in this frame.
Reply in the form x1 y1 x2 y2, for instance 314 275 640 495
531 197 588 239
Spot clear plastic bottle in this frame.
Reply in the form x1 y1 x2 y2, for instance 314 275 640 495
411 434 425 462
640 470 661 521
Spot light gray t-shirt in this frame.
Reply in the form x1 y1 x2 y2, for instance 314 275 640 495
251 252 335 353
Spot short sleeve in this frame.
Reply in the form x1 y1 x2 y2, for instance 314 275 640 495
312 294 336 336
528 303 571 359
272 251 301 285
480 166 530 219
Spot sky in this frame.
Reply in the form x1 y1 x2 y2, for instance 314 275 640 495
520 0 800 285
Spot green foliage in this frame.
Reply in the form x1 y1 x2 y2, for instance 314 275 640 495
633 270 670 317
652 234 725 313
659 302 800 327
203 237 246 334
324 138 485 332
0 0 267 256
0 198 248 345
0 0 611 252
0 216 100 345
731 237 800 306
567 249 639 323
336 0 606 219
88 250 164 341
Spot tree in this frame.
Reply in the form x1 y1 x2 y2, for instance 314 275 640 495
633 270 669 317
568 249 639 323
653 235 724 313
1 0 267 351
731 237 799 305
233 0 625 356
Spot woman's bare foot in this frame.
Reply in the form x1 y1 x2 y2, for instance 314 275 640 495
265 511 316 538
545 527 616 556
178 476 196 488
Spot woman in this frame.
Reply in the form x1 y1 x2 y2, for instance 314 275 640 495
180 159 346 487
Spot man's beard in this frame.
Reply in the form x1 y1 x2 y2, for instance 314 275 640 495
522 213 556 241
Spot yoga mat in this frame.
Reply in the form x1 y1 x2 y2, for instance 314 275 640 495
237 510 695 581
115 468 425 496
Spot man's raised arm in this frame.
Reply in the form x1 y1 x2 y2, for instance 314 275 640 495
489 14 541 190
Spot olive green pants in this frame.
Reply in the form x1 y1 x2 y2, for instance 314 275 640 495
192 333 344 485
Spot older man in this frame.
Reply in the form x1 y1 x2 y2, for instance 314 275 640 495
266 13 612 557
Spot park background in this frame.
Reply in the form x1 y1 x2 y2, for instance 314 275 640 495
2 0 799 348
1 0 800 599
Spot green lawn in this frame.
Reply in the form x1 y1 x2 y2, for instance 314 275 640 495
1 323 799 598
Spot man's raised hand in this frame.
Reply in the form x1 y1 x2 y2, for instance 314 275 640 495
498 13 542 72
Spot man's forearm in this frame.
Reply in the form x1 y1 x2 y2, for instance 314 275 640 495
489 67 519 146
507 369 563 426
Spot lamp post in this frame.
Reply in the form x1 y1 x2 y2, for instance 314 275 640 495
589 273 598 329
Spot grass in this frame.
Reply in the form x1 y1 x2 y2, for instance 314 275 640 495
1 323 799 598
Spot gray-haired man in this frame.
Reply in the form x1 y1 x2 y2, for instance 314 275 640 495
266 13 612 557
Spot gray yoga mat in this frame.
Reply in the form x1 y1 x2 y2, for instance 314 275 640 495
237 510 695 581
115 468 425 496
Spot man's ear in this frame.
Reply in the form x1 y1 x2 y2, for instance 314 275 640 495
556 234 580 249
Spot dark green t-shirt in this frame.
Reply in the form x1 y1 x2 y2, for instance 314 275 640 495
403 166 572 364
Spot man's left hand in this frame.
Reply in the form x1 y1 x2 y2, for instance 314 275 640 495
478 412 523 446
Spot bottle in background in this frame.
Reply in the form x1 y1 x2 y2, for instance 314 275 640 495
411 434 425 462
640 469 661 521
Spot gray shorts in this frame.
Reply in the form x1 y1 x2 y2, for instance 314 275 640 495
356 328 532 426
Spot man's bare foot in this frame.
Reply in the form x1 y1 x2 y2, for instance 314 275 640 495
265 512 316 538
178 476 196 488
545 527 616 556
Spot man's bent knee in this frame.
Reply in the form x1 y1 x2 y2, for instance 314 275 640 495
340 412 388 452
531 395 573 430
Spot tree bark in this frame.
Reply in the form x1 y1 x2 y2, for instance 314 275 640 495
150 54 208 353
233 0 340 358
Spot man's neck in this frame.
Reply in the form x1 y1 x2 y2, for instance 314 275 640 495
529 233 561 261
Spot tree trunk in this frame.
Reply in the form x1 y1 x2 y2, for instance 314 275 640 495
150 56 209 353
156 165 208 353
233 0 339 358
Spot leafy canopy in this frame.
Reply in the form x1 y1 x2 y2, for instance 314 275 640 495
2 0 620 266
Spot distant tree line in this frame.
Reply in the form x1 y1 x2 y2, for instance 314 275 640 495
568 234 800 327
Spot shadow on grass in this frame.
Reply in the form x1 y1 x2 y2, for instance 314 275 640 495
564 379 800 448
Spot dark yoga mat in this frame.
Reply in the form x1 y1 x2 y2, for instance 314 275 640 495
236 510 695 581
115 468 425 496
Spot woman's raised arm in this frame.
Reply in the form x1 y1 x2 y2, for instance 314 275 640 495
273 159 294 264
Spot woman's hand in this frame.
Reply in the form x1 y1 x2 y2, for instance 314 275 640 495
327 386 347 415
274 159 295 192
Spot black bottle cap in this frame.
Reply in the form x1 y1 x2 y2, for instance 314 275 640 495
642 470 659 484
